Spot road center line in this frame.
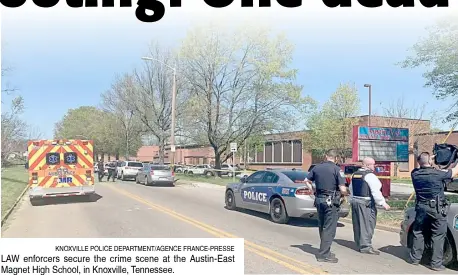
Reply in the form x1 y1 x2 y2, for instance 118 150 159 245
105 184 328 274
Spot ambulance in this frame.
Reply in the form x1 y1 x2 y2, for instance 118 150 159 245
27 139 95 204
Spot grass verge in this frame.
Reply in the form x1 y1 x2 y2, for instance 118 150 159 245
176 174 235 186
1 165 29 218
392 178 413 185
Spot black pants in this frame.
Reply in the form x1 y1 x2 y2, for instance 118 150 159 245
410 204 447 268
351 198 377 252
98 170 104 181
107 169 116 182
316 196 339 258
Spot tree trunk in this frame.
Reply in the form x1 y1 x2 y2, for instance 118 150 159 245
115 152 119 160
213 147 222 177
158 137 165 165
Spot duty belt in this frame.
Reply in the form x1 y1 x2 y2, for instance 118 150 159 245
316 190 334 197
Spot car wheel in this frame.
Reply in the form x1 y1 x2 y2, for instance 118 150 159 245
409 230 456 267
144 176 148 186
270 198 289 224
442 234 456 267
121 172 125 181
225 190 237 210
206 171 213 177
136 177 140 184
228 172 233 177
188 171 193 175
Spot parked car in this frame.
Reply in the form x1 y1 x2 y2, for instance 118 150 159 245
225 169 350 224
136 164 176 186
400 204 458 267
219 163 241 177
117 161 144 180
186 164 213 176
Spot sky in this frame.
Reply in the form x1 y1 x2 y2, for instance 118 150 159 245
1 2 457 139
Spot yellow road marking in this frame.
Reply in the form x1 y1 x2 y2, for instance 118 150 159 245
106 184 327 274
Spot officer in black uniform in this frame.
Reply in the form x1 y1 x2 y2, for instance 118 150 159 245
409 152 458 271
97 158 104 182
107 161 117 182
306 149 348 263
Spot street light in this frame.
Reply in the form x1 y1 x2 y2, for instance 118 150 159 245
364 84 372 127
141 56 177 167
126 110 134 160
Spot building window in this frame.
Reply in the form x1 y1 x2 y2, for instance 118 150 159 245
265 143 273 162
273 142 282 162
293 140 302 163
256 148 264 163
282 141 292 162
398 162 409 172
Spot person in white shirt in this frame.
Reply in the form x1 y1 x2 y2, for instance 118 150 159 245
349 157 390 254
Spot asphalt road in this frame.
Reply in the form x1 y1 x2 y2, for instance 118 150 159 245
2 180 457 274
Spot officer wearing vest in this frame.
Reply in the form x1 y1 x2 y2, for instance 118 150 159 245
350 157 390 255
306 149 347 263
409 152 458 271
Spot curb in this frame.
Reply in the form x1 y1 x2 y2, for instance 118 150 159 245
1 185 30 226
340 217 401 233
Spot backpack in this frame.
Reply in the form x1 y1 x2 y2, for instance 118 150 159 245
433 143 458 168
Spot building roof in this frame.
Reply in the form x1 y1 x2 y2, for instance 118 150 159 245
356 114 430 122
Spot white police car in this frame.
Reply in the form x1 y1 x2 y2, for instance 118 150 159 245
224 169 350 224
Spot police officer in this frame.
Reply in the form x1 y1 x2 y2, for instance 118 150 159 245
409 152 458 271
97 158 104 182
107 161 117 182
350 157 390 255
306 149 348 263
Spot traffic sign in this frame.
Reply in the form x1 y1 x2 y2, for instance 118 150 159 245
230 142 237 152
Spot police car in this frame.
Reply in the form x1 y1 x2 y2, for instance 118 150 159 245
400 204 458 267
224 169 350 224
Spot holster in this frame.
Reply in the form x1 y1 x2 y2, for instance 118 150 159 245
440 198 451 217
331 191 341 207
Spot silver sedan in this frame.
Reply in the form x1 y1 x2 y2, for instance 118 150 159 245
225 169 350 224
136 164 176 186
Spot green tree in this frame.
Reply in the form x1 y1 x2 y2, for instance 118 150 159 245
306 83 360 162
54 106 110 157
179 23 313 170
399 15 458 121
100 78 144 161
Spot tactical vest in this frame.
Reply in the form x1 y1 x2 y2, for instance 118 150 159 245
351 169 372 197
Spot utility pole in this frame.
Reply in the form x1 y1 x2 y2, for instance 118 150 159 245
170 68 177 168
364 84 372 126
126 110 133 160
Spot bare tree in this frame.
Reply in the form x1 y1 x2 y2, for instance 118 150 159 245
101 79 144 160
1 64 18 95
1 96 27 165
121 43 188 164
381 97 436 174
27 126 43 140
178 24 309 169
